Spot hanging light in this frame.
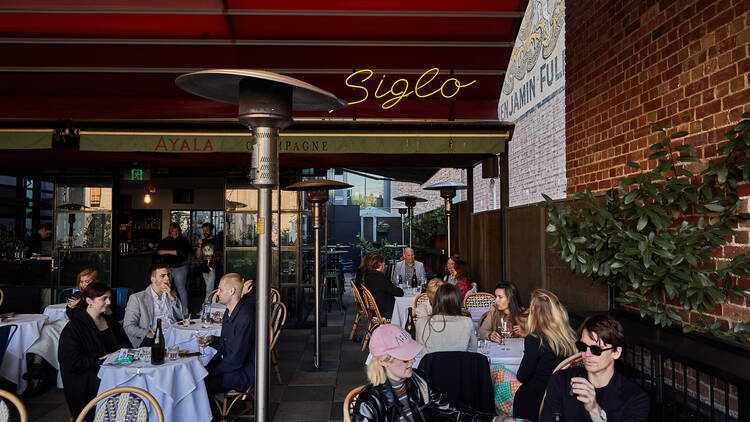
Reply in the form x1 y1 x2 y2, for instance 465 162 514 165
143 184 156 204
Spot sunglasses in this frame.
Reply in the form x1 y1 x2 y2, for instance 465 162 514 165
575 341 615 356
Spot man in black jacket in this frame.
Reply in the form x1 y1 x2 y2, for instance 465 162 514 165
151 223 192 317
197 273 255 397
540 314 649 422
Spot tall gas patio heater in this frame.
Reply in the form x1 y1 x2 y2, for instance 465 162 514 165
392 195 426 249
423 182 466 257
176 70 346 421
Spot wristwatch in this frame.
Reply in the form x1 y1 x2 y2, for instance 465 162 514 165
591 408 607 422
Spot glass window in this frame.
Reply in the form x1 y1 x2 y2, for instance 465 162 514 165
226 213 257 247
280 250 296 284
56 185 112 211
170 210 224 246
55 213 112 249
225 249 257 281
59 250 111 284
279 212 297 246
226 188 257 211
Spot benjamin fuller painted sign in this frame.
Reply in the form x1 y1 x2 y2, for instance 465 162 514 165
498 0 566 122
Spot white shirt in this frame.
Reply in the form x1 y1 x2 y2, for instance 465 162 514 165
149 286 175 330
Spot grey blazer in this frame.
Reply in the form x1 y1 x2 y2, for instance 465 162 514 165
123 287 184 347
391 260 426 285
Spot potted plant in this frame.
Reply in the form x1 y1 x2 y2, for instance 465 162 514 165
541 113 750 343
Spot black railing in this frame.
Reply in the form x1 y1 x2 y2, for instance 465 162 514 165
571 311 750 422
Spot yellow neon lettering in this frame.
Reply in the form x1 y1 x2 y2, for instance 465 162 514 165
414 67 441 98
440 77 477 98
344 69 373 106
373 75 390 99
381 79 412 109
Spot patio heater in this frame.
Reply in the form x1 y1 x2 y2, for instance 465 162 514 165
393 205 408 245
393 195 426 249
423 182 467 257
176 70 346 422
284 179 352 369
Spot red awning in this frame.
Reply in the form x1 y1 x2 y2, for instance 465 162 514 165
0 0 525 122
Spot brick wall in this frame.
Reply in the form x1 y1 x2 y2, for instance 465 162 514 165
566 0 750 329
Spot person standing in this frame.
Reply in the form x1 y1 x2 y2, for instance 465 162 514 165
390 247 426 285
58 282 131 421
197 222 222 298
123 263 185 347
152 222 192 315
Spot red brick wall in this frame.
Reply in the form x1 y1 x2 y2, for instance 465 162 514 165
566 0 750 328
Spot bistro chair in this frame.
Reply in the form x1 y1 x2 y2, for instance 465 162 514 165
342 385 367 422
0 388 27 422
0 289 4 308
57 287 78 304
359 285 389 351
463 292 495 309
215 386 254 422
75 386 163 422
270 288 280 304
418 351 495 413
112 287 134 321
413 293 430 311
270 301 287 384
348 280 368 341
205 289 220 303
538 352 584 419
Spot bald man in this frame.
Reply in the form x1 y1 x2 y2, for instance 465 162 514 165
391 247 426 285
197 273 256 397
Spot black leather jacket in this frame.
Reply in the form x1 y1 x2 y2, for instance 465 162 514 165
351 369 496 422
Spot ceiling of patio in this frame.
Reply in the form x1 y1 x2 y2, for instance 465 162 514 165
0 0 525 122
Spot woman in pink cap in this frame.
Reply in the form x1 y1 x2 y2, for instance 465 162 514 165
351 324 501 422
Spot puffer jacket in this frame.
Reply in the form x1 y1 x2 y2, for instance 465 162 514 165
351 369 496 422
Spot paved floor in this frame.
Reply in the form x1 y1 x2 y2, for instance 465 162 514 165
17 285 369 421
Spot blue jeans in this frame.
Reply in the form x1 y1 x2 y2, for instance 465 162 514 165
169 264 189 317
202 270 216 298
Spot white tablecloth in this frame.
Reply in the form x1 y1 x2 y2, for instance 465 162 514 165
389 294 420 327
97 354 212 422
43 304 69 323
0 314 48 393
165 320 222 365
485 337 525 373
210 303 226 314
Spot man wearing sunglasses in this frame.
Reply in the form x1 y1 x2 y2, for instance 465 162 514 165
540 314 649 421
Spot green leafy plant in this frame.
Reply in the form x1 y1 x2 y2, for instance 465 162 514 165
541 112 750 343
355 235 392 258
404 206 446 248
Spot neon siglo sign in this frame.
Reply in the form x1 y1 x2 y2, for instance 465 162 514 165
333 67 477 111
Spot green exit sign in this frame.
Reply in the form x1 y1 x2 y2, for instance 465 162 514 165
123 168 150 181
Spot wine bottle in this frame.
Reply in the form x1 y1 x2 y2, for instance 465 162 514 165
151 318 165 365
411 271 417 288
404 307 416 339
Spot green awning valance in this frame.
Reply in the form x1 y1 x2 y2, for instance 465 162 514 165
78 130 508 155
0 129 54 149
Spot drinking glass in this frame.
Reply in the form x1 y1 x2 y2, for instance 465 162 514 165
139 347 151 363
167 346 179 360
196 331 209 356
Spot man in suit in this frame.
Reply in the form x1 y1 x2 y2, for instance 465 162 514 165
123 263 185 347
390 247 426 285
197 273 255 397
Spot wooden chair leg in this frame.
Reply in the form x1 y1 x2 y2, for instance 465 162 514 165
272 350 282 384
349 313 362 340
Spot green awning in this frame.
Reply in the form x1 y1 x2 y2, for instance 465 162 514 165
0 129 54 149
78 130 508 154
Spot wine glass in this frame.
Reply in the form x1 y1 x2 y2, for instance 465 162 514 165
196 331 209 356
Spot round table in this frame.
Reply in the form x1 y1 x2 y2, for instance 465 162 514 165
389 293 420 327
0 314 48 394
165 320 222 365
97 354 212 422
210 303 226 314
43 304 69 323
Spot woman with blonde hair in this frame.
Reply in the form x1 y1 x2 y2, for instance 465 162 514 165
414 278 444 318
511 289 577 421
352 324 498 421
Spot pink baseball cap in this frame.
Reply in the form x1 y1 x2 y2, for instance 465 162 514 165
369 324 424 360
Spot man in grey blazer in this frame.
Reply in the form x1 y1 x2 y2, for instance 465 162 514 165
123 262 185 347
391 247 426 285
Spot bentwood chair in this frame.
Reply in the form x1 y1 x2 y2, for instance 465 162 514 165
413 293 430 311
463 292 495 309
270 288 280 304
359 285 389 351
538 352 584 419
0 389 27 422
270 301 287 383
215 386 254 422
75 386 163 422
0 289 4 308
205 289 220 303
342 385 367 422
348 280 368 341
